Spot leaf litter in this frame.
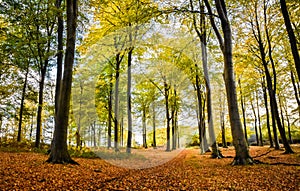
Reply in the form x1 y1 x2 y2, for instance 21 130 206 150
0 145 299 190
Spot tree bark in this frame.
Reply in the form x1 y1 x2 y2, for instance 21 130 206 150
126 47 133 153
55 0 64 118
238 78 248 145
47 0 78 164
152 102 157 148
17 64 29 142
142 107 147 148
35 65 46 148
114 53 121 152
214 0 252 165
256 90 263 146
251 97 259 146
108 70 113 148
280 0 300 82
262 79 273 147
164 76 171 152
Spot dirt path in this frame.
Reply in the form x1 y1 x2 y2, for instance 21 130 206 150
0 146 299 190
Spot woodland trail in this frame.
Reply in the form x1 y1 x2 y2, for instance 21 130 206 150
0 146 299 190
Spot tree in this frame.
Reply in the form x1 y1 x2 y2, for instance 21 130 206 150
47 0 78 164
204 0 253 164
189 0 220 158
279 0 300 82
250 0 293 153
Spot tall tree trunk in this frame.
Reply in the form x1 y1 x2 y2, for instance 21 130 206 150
252 2 280 150
219 92 227 148
195 76 206 154
121 114 124 147
152 102 157 148
93 121 96 147
142 107 147 148
262 79 273 147
164 77 171 152
171 88 176 150
251 97 259 146
212 0 252 164
17 64 29 142
35 66 46 148
280 0 300 82
257 1 293 153
238 78 248 144
108 72 113 148
114 53 121 152
256 90 263 146
47 0 78 164
221 110 227 148
76 81 83 148
55 0 64 118
198 2 219 158
126 47 133 153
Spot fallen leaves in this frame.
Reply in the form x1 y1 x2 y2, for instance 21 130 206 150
0 145 299 190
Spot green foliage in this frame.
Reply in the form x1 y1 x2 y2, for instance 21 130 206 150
0 139 49 153
68 146 99 159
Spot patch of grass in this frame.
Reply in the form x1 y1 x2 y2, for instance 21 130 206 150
0 140 49 153
68 147 98 159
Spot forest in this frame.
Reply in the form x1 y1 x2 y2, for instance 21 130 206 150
0 0 299 190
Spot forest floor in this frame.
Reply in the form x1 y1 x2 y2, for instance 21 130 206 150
0 145 300 190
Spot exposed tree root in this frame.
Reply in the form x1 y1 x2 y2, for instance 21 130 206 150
231 157 254 165
46 153 79 165
253 159 300 166
211 149 224 159
252 150 273 158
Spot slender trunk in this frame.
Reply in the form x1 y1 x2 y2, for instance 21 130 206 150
152 102 157 148
265 1 293 153
262 79 273 147
35 66 46 148
108 72 113 148
76 81 83 148
126 47 133 153
256 90 263 146
195 76 205 153
121 114 124 147
202 97 209 152
175 106 179 148
280 0 300 82
197 2 219 157
252 2 280 150
171 89 176 150
142 107 147 148
93 121 96 147
164 77 171 152
17 64 29 142
221 110 227 148
114 53 121 152
238 78 248 144
251 97 259 146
